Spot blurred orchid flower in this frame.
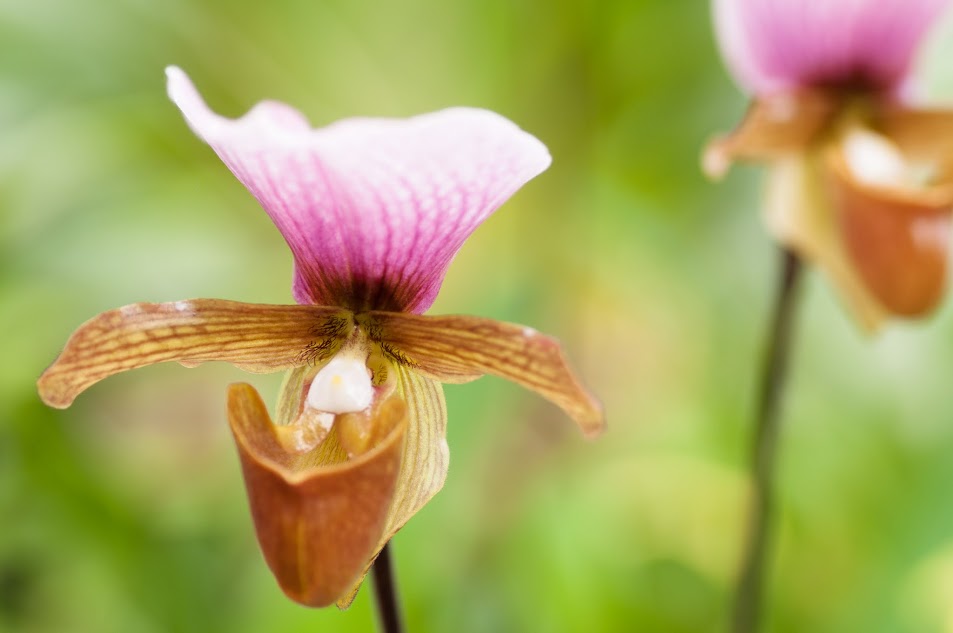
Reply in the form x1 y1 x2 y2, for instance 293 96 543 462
37 67 604 608
705 0 953 328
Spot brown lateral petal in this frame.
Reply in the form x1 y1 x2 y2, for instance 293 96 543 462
703 90 840 179
38 299 353 409
363 312 605 438
227 382 407 608
875 106 953 181
827 150 953 317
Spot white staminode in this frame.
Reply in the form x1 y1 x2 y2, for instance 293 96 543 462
305 355 374 414
844 128 910 188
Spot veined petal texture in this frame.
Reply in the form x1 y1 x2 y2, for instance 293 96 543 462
167 67 551 313
37 299 350 409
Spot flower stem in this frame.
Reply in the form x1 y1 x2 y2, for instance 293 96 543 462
372 543 404 633
731 248 803 633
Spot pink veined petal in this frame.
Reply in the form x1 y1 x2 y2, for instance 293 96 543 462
713 0 951 95
166 67 551 313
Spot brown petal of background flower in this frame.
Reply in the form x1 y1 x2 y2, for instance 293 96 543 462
703 90 840 179
827 150 953 316
875 106 953 181
763 155 888 331
37 299 352 408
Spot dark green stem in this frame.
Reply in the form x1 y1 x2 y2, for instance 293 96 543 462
372 543 404 633
731 248 803 633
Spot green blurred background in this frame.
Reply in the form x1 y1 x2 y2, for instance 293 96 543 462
4 1 953 631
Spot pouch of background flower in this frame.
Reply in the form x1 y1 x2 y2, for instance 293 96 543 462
37 67 604 609
705 0 953 329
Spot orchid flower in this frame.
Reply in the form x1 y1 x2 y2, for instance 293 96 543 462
705 0 953 329
37 67 604 609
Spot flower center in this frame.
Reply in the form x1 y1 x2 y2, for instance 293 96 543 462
305 354 373 414
842 127 913 188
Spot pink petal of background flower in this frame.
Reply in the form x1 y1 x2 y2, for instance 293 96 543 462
713 0 951 95
166 67 551 313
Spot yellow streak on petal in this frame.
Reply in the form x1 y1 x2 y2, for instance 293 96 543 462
384 363 449 536
763 155 887 332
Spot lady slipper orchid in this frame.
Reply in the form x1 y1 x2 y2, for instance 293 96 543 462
705 0 953 329
37 67 604 608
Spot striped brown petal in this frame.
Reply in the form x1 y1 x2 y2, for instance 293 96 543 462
362 312 605 438
227 381 407 608
38 299 352 409
827 145 953 317
703 90 839 179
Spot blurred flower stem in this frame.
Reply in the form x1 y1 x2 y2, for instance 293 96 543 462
372 544 403 633
732 248 803 633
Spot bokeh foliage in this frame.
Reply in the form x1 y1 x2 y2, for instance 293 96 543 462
4 1 953 631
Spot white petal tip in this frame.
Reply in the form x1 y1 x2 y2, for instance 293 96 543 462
165 65 189 99
702 144 731 180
